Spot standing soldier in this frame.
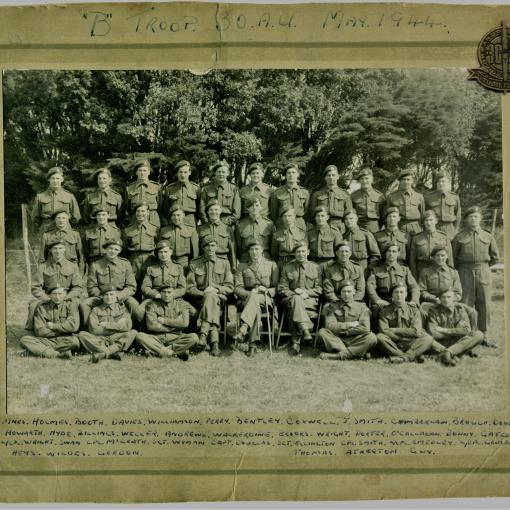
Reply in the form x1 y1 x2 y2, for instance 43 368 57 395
452 206 500 347
40 210 85 274
78 286 137 363
270 163 310 231
350 168 384 234
123 202 159 285
82 168 123 226
385 169 425 235
317 280 377 361
342 208 381 273
426 288 483 366
20 286 80 360
270 206 307 269
424 171 461 240
233 240 279 356
82 207 122 263
374 207 409 265
158 205 199 270
308 165 352 230
186 236 234 356
408 210 452 279
235 196 275 263
239 162 272 219
160 160 201 228
136 285 199 360
278 241 322 355
323 241 365 302
31 166 81 235
199 161 241 226
377 284 433 364
306 206 343 267
125 159 161 227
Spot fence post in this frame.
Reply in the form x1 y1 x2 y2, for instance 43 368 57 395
21 203 31 293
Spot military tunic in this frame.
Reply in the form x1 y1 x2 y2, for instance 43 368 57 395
323 260 365 302
408 229 452 279
385 189 425 235
198 221 236 269
31 188 81 233
306 224 343 266
270 185 310 231
125 180 161 227
141 261 186 300
158 224 199 269
317 301 377 358
200 182 241 226
424 190 461 240
350 187 385 233
452 227 500 334
342 226 381 271
160 181 201 227
418 264 462 303
20 299 80 358
240 182 272 219
308 186 352 229
82 188 123 225
40 226 85 273
270 225 307 268
374 228 409 265
123 221 159 282
235 216 275 263
83 223 122 262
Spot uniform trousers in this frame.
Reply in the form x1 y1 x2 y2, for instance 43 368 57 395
282 294 317 334
458 264 492 334
429 330 484 357
19 334 80 358
136 332 199 356
376 332 433 360
317 329 377 359
239 293 274 345
78 330 137 355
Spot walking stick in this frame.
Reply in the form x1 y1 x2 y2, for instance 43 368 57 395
264 291 273 358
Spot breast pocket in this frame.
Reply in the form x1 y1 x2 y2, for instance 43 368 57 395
320 236 334 256
56 196 72 211
193 268 207 288
353 239 368 259
145 189 159 209
305 268 319 288
39 196 53 216
315 193 329 206
375 272 390 293
95 267 111 286
125 231 139 250
242 270 257 289
367 198 381 218
414 238 429 258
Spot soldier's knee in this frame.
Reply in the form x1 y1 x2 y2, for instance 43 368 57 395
376 333 388 343
472 330 484 343
19 335 32 348
70 336 80 350
366 332 377 347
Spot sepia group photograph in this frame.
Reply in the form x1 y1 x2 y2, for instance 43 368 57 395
3 67 505 415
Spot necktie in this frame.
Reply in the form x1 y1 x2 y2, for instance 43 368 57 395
396 307 402 328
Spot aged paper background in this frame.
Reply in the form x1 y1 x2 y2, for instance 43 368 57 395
1 1 510 503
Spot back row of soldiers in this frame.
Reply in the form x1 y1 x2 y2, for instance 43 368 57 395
22 159 499 362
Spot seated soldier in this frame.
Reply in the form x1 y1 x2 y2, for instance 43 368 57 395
374 207 409 265
186 235 234 357
317 280 377 361
158 205 199 270
278 241 322 355
426 288 484 367
306 205 343 267
40 210 85 273
20 285 80 360
377 284 433 363
235 196 275 263
78 286 137 363
366 243 420 314
323 241 365 302
136 285 199 360
233 240 279 356
82 239 139 324
27 240 83 330
271 206 307 269
82 207 122 263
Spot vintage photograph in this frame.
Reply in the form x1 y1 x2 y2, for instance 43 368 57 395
3 68 505 413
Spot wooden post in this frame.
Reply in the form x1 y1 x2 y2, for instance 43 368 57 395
492 208 498 235
21 203 31 292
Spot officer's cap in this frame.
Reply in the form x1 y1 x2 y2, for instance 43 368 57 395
279 205 296 217
398 169 414 180
284 163 300 175
464 206 482 218
47 285 66 294
384 206 400 219
431 245 448 257
169 204 185 215
357 168 373 179
212 161 229 172
245 195 261 209
383 242 400 254
52 209 69 219
93 206 110 217
322 164 338 178
156 240 172 252
102 239 123 250
434 170 449 184
134 159 151 171
47 166 64 178
343 208 358 219
423 209 437 220
175 160 190 170
292 240 309 253
313 205 329 216
335 240 351 251
102 284 118 294
94 167 111 179
47 240 65 250
246 239 263 249
205 198 221 211
201 234 217 248
338 279 355 290
248 162 264 174
134 201 150 211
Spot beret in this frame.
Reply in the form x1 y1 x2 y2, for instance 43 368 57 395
175 160 190 170
205 198 221 211
338 279 355 290
464 206 481 218
382 242 400 254
102 284 118 293
247 162 264 174
357 168 373 179
134 201 150 211
156 240 172 251
47 167 64 178
397 169 414 179
343 208 358 219
52 209 69 219
159 284 175 292
313 205 329 215
246 238 263 249
431 245 448 257
245 195 262 208
322 165 338 177
212 161 229 172
279 205 296 218
94 167 111 179
201 234 217 248
134 159 151 170
102 239 123 249
93 206 110 216
384 206 400 218
169 204 185 215
47 240 65 250
423 209 437 219
284 163 300 173
292 240 309 253
47 285 66 294
335 240 351 251
434 170 449 184
391 283 408 293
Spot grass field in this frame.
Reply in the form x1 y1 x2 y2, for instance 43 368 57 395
5 249 507 414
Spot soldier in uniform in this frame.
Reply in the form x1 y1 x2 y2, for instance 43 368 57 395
374 207 409 265
342 208 381 273
240 162 272 219
40 210 85 273
186 235 234 356
199 161 241 226
308 165 352 230
452 206 500 347
198 199 236 270
27 240 83 330
123 202 159 284
317 280 377 361
424 170 461 240
125 159 161 227
385 169 425 235
350 167 385 234
82 168 123 225
20 285 80 359
278 241 322 355
426 288 484 366
270 206 307 269
323 241 365 302
136 285 199 360
270 163 310 231
78 286 137 363
306 205 343 267
82 239 139 324
377 284 433 363
366 244 420 313
233 240 279 356
158 205 199 270
160 160 201 228
408 209 452 279
82 207 122 263
31 166 81 235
